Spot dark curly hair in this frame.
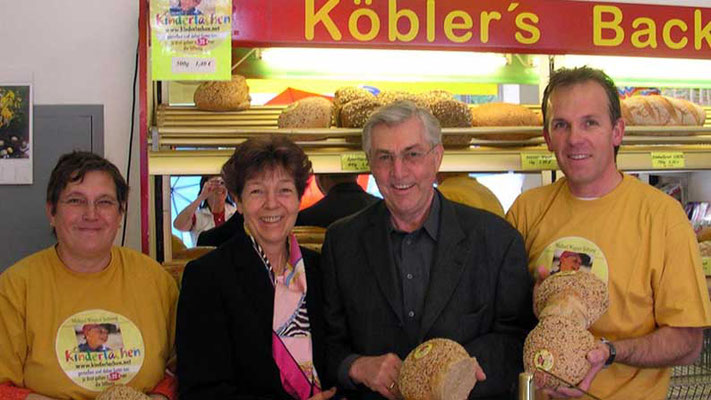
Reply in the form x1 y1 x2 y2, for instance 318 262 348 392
222 135 312 201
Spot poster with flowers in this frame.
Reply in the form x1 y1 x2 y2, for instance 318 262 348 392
0 85 32 184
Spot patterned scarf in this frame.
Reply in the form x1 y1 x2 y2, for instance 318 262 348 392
245 226 321 399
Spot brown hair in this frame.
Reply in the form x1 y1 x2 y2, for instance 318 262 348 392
47 151 128 214
541 66 622 156
223 135 312 200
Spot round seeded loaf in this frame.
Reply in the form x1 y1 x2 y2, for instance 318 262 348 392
428 98 471 146
377 90 428 108
398 338 479 400
523 316 596 390
278 97 333 129
333 87 375 126
534 270 609 328
96 385 150 400
193 75 251 111
340 98 383 128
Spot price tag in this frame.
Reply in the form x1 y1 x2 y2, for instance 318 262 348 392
340 153 369 171
521 153 558 170
702 258 711 276
172 57 217 74
651 152 685 169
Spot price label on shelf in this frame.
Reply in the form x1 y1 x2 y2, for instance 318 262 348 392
703 258 711 276
651 152 685 169
340 153 369 171
521 154 558 170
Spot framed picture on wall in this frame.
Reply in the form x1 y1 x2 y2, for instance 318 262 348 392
0 83 32 184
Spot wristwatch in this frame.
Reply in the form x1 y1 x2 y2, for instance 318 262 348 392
601 337 616 367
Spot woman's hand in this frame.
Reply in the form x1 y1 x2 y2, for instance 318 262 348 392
308 387 337 400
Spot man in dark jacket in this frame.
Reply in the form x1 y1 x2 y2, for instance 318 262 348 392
296 174 379 228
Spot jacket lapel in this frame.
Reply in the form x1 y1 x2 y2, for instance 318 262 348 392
418 195 470 340
362 203 405 326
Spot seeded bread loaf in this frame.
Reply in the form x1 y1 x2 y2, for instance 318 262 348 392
377 90 428 108
193 75 251 111
534 271 609 328
428 98 472 146
340 98 382 128
96 385 150 400
524 316 596 390
278 97 332 129
398 338 479 400
621 95 705 126
333 87 375 126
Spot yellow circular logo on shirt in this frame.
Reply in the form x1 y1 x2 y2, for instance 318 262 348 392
414 343 433 359
535 236 608 283
55 309 145 392
533 349 554 371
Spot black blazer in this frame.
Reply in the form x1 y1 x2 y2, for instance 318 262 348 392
296 183 379 228
196 213 245 247
320 192 535 400
177 232 329 399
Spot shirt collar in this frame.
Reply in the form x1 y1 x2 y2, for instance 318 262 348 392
387 191 440 241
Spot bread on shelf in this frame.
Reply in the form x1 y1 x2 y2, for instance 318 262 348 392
193 75 251 112
621 95 705 127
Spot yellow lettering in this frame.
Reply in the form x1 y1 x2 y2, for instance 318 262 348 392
514 12 540 44
662 19 688 49
631 17 657 48
349 8 381 41
444 11 473 43
427 0 435 42
593 5 624 47
305 0 341 40
480 11 501 44
695 9 711 50
388 0 419 42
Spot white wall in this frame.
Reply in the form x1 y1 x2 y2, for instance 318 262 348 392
2 0 142 250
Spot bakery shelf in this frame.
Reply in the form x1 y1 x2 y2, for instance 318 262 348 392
149 105 711 174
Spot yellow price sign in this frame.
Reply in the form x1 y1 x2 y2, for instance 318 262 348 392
651 152 685 169
521 153 558 170
702 258 711 276
340 153 369 171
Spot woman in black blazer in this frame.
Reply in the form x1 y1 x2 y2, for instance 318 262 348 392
177 135 337 400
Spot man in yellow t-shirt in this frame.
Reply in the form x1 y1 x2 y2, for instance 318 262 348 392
506 66 711 400
437 172 504 217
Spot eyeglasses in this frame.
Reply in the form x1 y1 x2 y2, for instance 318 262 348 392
59 196 120 212
370 145 437 169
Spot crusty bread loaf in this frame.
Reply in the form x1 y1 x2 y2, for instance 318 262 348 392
621 95 705 126
193 75 251 111
340 98 382 128
524 316 596 390
428 98 472 146
471 103 542 126
534 271 609 328
278 97 332 129
96 385 150 400
398 338 479 400
377 90 428 108
470 103 542 141
333 87 375 126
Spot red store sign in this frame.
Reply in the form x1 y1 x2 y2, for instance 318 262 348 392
232 0 711 59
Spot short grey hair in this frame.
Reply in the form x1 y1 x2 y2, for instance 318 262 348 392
362 100 442 154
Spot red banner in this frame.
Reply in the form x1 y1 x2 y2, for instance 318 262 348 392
232 0 711 59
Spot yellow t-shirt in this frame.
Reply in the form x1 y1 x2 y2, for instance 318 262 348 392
506 174 711 400
438 175 505 217
0 246 178 400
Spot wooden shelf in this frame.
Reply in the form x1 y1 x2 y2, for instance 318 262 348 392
149 105 711 175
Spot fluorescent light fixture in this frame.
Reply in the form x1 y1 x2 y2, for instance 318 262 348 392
558 55 711 83
259 48 508 80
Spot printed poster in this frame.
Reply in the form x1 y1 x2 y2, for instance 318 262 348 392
56 310 145 392
151 0 232 81
0 70 32 184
